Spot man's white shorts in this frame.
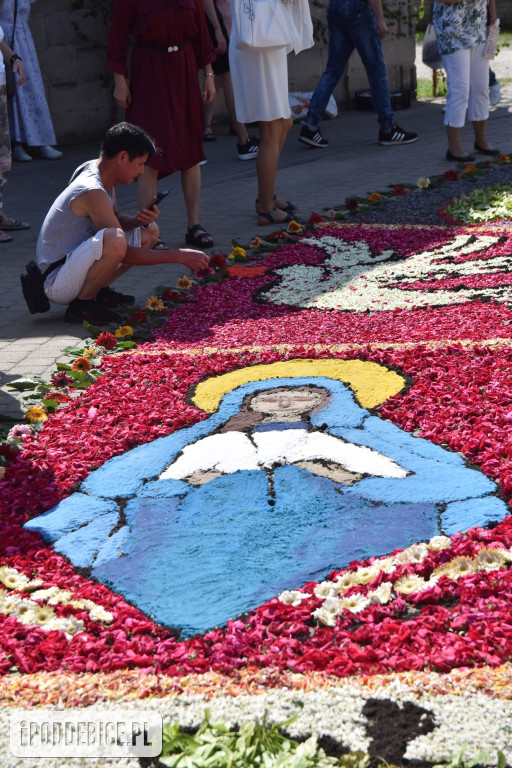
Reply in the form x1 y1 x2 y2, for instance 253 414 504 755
44 228 141 305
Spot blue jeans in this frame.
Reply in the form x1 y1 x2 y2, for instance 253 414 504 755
305 0 395 133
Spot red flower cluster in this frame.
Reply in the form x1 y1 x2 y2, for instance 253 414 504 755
96 332 117 351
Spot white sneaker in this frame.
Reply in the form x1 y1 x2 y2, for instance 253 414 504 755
12 145 32 162
489 81 501 106
199 159 207 166
39 146 63 160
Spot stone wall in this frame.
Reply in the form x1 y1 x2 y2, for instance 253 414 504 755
29 0 416 145
29 0 114 144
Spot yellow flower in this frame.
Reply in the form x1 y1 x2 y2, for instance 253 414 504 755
250 236 262 248
26 406 48 423
500 154 510 164
427 535 452 551
82 346 99 359
417 177 431 189
286 220 303 234
334 571 359 594
394 574 429 595
339 594 370 613
475 547 506 571
432 556 476 581
176 276 193 289
32 604 56 626
146 296 165 311
71 356 92 372
368 192 380 203
114 325 134 338
0 566 30 590
228 246 246 260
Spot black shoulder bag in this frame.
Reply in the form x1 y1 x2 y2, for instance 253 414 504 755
20 258 66 314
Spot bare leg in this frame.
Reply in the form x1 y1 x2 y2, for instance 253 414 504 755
78 228 128 299
181 164 213 245
136 165 158 210
472 119 492 150
256 117 292 223
446 125 469 157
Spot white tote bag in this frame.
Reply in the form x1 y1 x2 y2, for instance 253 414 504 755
235 0 296 51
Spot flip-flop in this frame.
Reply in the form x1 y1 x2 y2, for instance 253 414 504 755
0 230 13 243
0 217 30 231
185 224 214 248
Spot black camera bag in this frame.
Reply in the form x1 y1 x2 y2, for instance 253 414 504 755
20 258 66 314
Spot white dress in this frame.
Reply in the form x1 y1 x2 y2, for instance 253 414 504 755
0 0 57 146
229 0 313 123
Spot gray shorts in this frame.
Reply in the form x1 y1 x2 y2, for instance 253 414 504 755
44 228 141 305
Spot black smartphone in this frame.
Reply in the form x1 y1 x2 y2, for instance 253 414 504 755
144 190 169 210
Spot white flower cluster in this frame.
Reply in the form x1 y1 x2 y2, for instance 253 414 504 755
0 567 113 640
278 536 512 627
262 232 509 313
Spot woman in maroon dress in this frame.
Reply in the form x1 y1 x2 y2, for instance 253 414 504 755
107 0 216 247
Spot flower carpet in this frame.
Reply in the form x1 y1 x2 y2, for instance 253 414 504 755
3 209 512 763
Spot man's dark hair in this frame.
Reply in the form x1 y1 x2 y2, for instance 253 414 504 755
101 122 156 160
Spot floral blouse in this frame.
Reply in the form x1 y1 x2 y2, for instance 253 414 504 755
433 0 488 55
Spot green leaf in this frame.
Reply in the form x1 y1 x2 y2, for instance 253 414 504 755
41 399 60 409
116 340 137 349
82 320 102 337
55 363 72 371
6 378 41 391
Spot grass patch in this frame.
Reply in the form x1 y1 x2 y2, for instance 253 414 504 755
416 76 512 99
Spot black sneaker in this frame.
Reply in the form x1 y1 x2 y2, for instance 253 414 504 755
237 136 259 160
96 286 135 306
298 124 328 148
65 298 121 325
378 124 418 146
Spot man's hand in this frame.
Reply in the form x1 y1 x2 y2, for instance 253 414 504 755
179 248 210 271
135 204 160 228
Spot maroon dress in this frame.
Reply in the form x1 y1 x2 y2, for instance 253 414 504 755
107 0 215 177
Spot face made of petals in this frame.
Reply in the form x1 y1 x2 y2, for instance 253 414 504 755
248 386 330 421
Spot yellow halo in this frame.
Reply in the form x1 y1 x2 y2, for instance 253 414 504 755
191 359 405 413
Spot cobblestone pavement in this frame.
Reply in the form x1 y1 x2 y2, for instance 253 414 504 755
1 49 511 418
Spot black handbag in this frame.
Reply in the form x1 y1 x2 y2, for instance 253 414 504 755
5 0 17 99
20 258 66 314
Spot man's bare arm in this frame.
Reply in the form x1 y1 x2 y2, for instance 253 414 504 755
123 245 209 271
70 189 121 231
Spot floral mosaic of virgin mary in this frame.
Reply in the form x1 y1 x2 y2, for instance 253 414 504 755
26 360 507 636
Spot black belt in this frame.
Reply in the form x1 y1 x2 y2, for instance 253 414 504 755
136 39 191 53
43 257 66 281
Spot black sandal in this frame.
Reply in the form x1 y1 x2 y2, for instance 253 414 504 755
256 196 297 214
256 208 294 226
203 126 216 142
185 224 214 248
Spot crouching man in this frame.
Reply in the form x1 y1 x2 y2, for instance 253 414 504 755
36 122 209 324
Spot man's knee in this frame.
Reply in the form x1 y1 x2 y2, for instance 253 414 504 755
140 221 160 249
102 227 127 261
